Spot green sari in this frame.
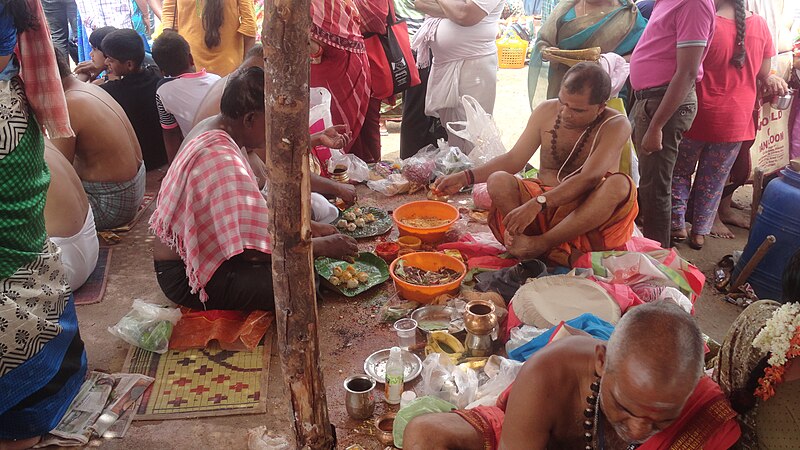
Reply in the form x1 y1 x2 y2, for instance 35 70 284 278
528 0 647 106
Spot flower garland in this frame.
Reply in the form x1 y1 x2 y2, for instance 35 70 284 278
752 303 800 400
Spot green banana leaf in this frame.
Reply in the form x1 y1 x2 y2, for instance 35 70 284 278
337 206 393 239
314 252 390 297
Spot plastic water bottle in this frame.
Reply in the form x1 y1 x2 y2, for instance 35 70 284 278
384 347 404 405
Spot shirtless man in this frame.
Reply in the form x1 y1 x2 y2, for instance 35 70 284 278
43 141 99 291
193 44 359 208
51 48 146 230
403 301 741 449
434 62 637 266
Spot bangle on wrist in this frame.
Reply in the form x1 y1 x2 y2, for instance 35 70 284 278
310 44 323 59
463 169 475 186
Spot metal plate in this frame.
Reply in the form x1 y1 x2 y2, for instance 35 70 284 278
364 349 422 384
411 305 464 335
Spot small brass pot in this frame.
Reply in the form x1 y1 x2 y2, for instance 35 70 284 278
463 299 497 336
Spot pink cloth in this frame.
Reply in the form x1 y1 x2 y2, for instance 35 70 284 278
16 0 73 139
149 130 271 302
684 15 775 142
311 0 365 53
629 0 716 91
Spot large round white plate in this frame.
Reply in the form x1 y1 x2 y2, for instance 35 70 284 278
511 275 620 328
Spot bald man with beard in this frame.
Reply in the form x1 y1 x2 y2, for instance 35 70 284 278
403 301 741 450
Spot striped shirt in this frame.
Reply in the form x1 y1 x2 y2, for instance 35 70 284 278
394 0 424 37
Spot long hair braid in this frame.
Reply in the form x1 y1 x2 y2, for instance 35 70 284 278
202 0 224 49
730 0 747 68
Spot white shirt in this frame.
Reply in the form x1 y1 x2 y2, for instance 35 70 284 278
431 0 505 64
156 70 222 136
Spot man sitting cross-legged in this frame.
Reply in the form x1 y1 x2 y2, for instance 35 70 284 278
403 301 741 450
193 44 359 210
51 48 146 231
434 62 638 266
151 66 359 311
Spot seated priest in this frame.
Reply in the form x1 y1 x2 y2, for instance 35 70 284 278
434 62 638 266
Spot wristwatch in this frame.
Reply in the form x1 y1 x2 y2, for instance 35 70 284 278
535 195 547 209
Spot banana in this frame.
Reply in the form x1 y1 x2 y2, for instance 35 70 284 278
542 46 602 66
425 331 465 363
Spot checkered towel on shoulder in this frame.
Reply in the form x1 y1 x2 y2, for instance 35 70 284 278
149 130 271 303
15 0 73 139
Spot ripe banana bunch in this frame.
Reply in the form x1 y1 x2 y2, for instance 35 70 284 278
425 331 466 363
542 46 602 66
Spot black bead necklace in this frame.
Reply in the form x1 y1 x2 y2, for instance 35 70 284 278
583 377 602 450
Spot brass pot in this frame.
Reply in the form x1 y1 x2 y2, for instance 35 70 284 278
330 164 350 183
463 300 497 336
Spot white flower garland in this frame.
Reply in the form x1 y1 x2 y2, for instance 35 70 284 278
753 303 800 367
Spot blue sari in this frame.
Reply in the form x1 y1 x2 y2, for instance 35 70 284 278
528 0 646 105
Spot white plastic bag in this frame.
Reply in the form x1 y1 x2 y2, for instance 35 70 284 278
327 149 370 182
433 139 472 177
467 356 523 409
445 95 506 164
309 88 335 171
419 353 478 409
108 300 182 354
505 325 547 353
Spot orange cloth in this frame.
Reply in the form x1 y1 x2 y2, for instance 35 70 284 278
455 377 739 450
638 377 740 450
489 174 638 266
161 0 257 77
169 309 273 351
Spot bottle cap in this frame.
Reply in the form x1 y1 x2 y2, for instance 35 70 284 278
401 391 416 402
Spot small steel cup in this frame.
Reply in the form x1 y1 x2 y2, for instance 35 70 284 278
771 91 794 110
343 375 376 420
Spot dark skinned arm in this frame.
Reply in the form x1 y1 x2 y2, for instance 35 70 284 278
639 46 704 155
162 127 183 163
433 102 547 195
502 115 631 235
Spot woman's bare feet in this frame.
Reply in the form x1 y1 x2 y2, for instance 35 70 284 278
689 234 705 250
671 227 688 243
710 213 736 239
719 204 751 229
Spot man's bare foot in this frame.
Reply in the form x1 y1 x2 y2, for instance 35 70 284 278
710 214 736 239
505 232 549 260
719 205 751 230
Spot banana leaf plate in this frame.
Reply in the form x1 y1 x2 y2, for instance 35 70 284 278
337 206 393 239
315 252 390 297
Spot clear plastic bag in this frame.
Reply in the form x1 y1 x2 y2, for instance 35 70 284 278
445 95 507 164
327 149 370 183
108 300 182 354
367 173 411 196
419 353 478 409
401 143 439 187
433 139 472 177
505 325 548 353
466 355 523 409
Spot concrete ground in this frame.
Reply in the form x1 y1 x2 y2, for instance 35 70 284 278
74 68 752 449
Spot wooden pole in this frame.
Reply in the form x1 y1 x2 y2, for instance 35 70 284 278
262 0 335 448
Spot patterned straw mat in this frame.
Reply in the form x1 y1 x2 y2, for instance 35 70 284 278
122 334 272 420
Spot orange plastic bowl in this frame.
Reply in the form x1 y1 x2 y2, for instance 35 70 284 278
389 252 466 303
393 201 459 244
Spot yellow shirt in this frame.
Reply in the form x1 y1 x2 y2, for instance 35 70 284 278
162 0 257 77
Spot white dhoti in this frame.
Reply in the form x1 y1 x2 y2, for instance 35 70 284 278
51 208 100 290
426 53 498 153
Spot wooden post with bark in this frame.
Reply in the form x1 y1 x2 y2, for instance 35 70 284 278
262 0 335 448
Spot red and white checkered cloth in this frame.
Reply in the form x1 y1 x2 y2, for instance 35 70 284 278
15 0 73 139
149 130 271 303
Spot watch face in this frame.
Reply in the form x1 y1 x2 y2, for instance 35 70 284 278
537 195 546 205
